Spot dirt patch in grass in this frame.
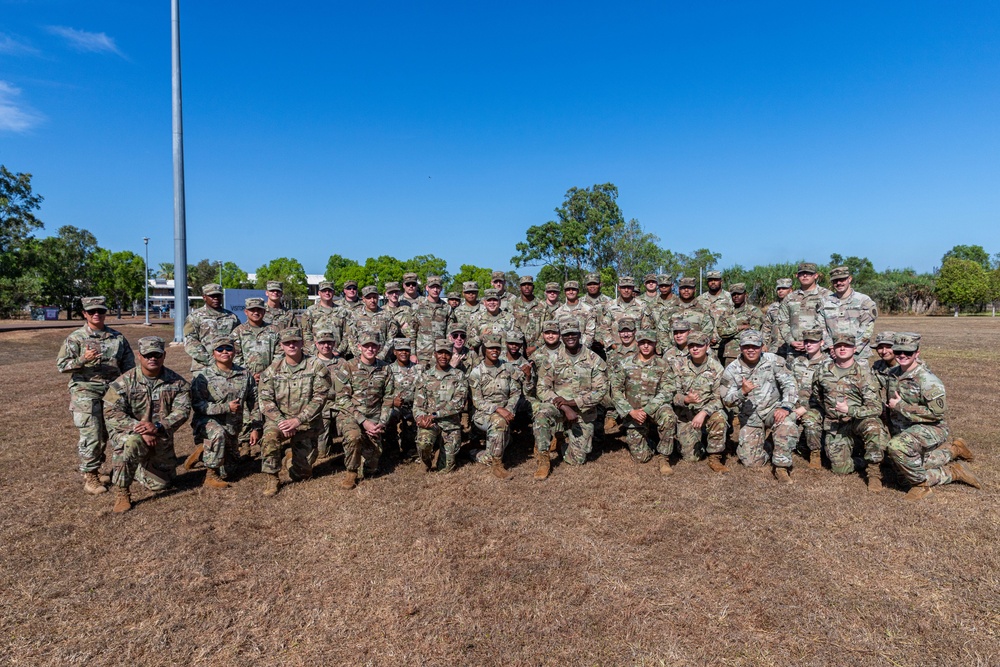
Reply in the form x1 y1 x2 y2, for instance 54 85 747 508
1 316 996 666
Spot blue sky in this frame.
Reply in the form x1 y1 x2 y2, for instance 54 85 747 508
2 1 998 276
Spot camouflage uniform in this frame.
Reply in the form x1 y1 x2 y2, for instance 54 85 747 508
553 299 597 349
724 299 765 366
698 288 737 357
777 283 832 354
468 300 516 350
191 358 257 477
300 302 349 355
721 345 800 469
414 354 469 472
264 304 298 330
674 298 717 346
183 303 240 373
347 304 400 360
761 278 793 355
512 297 545 352
669 351 727 461
819 288 878 359
104 344 191 491
411 297 451 363
385 349 420 458
233 320 282 376
609 348 677 463
452 289 483 334
56 311 135 473
468 356 524 464
602 297 653 349
809 358 885 474
790 353 827 454
333 353 394 477
315 352 346 458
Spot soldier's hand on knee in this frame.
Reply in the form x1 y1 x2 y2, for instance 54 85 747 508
691 411 708 429
774 408 790 425
496 407 514 423
629 409 647 425
249 428 261 446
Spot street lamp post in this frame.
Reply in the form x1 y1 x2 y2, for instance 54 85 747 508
143 237 150 325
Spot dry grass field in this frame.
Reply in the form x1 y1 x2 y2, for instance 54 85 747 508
1 316 997 666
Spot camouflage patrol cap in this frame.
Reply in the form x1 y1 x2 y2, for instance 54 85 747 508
505 330 525 344
519 275 534 285
687 331 709 346
705 271 722 280
617 317 637 332
202 283 223 296
637 329 657 343
585 272 601 285
434 338 452 353
384 281 401 293
643 273 658 284
482 334 503 349
81 296 108 312
544 282 561 292
211 334 235 348
462 281 479 292
358 330 383 346
801 328 824 343
678 277 696 288
426 275 443 287
729 283 747 294
893 332 921 353
542 320 560 333
138 336 165 355
266 281 284 292
279 327 303 343
829 266 851 280
448 323 467 335
658 274 673 285
491 271 506 281
563 280 580 290
343 280 358 289
361 286 379 297
618 276 635 288
739 329 763 347
391 338 412 351
446 291 460 301
831 333 856 347
559 318 582 335
483 288 500 300
671 318 692 332
776 278 793 289
318 280 335 291
245 297 266 310
874 331 896 348
402 272 419 284
315 330 338 343
797 262 818 275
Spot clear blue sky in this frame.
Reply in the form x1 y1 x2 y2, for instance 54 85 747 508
3 1 998 276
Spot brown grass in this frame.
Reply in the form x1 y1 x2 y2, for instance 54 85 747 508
0 316 997 666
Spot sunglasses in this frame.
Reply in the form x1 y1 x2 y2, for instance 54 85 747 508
894 350 915 358
451 333 466 339
142 352 163 359
344 286 358 290
404 282 417 286
214 345 235 352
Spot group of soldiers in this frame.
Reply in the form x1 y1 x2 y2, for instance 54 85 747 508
57 264 982 513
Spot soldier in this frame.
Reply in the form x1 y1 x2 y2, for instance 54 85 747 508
721 329 800 483
313 330 346 459
762 278 793 355
469 288 515 350
444 324 481 375
541 282 562 323
347 286 400 360
639 273 659 305
607 318 638 368
231 297 282 457
264 280 298 329
334 331 395 489
467 334 524 478
870 331 898 405
400 273 423 308
385 338 419 461
512 275 544 357
819 266 878 359
411 275 450 365
383 282 415 342
601 276 653 351
258 327 333 497
452 281 483 332
697 271 737 362
609 330 678 474
724 283 764 368
491 271 516 312
339 280 363 313
414 339 470 473
301 280 348 354
885 333 980 500
582 272 613 354
674 277 716 344
104 336 191 513
669 331 728 472
776 262 831 357
56 296 135 495
654 274 678 314
183 283 240 373
553 281 597 349
809 333 886 491
189 335 258 488
661 318 692 365
504 330 536 420
532 319 609 478
790 329 827 470
446 291 461 310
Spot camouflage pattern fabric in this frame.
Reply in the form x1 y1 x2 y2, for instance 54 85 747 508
724 302 765 362
183 305 240 372
346 306 400 360
670 355 726 461
721 353 800 467
553 301 597 349
673 299 717 346
233 321 282 376
886 362 954 487
191 363 257 476
468 360 524 463
385 360 420 456
300 303 349 355
334 358 394 474
609 353 678 462
468 309 516 350
512 298 545 350
414 366 469 471
819 290 878 359
316 355 346 458
776 285 832 350
809 359 885 473
411 299 450 363
791 354 827 452
534 346 608 464
698 290 738 352
600 298 653 348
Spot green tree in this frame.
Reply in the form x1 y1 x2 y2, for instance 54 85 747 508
942 245 990 271
721 262 799 305
35 226 99 318
448 264 494 294
187 259 222 290
935 258 990 316
828 254 877 288
219 261 249 289
255 257 309 306
0 165 44 281
324 253 361 288
608 219 667 279
157 262 174 279
89 249 146 316
402 254 449 286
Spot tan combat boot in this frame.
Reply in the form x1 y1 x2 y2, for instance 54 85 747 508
808 450 822 470
949 438 975 462
658 455 673 476
83 472 107 495
604 414 619 436
947 462 982 489
866 463 883 493
491 457 512 480
340 470 358 490
182 445 204 471
904 482 932 501
112 486 131 513
203 468 230 490
262 473 280 497
98 471 112 484
774 467 793 485
533 450 551 480
706 454 729 473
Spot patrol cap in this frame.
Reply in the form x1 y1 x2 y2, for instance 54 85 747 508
637 329 657 343
138 336 165 355
829 266 851 280
81 296 108 312
658 274 673 285
542 320 560 333
643 273 658 284
617 317 637 332
739 329 763 347
559 318 582 335
563 280 580 290
315 330 338 343
426 275 443 287
482 334 503 349
874 331 896 348
202 283 223 296
797 262 818 275
402 272 419 284
358 330 383 346
384 281 401 293
505 330 525 344
266 281 284 292
519 275 534 285
671 318 692 332
776 278 793 289
729 283 747 294
462 281 479 292
544 282 561 292
245 297 266 310
801 328 824 343
343 280 358 289
687 331 710 346
318 280 335 291
893 332 921 353
618 276 635 288
831 333 856 347
483 288 500 300
448 323 467 335
211 334 235 348
434 338 452 353
446 291 460 301
678 277 696 288
279 327 303 343
361 286 379 297
392 338 412 351
705 271 722 280
491 271 506 281
585 272 602 285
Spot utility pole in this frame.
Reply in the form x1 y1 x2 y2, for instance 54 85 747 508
171 0 189 342
143 237 150 325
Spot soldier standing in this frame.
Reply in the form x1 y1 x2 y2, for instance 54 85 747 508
400 273 423 308
790 329 827 470
56 296 135 495
661 319 692 365
674 277 716 344
468 289 515 350
762 278 793 355
264 280 298 329
414 339 470 473
452 281 483 332
301 280 348 354
232 297 282 457
313 330 346 459
669 331 728 472
347 286 400 360
467 335 524 478
411 275 450 365
639 273 660 306
541 282 562 323
384 282 415 343
697 271 737 362
776 262 831 357
491 271 517 312
512 275 543 357
819 266 878 359
385 339 420 461
183 283 240 374
553 281 597 349
339 280 364 313
601 277 653 352
104 336 191 513
724 283 764 368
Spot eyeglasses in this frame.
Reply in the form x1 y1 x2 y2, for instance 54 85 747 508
142 352 163 359
214 345 235 352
